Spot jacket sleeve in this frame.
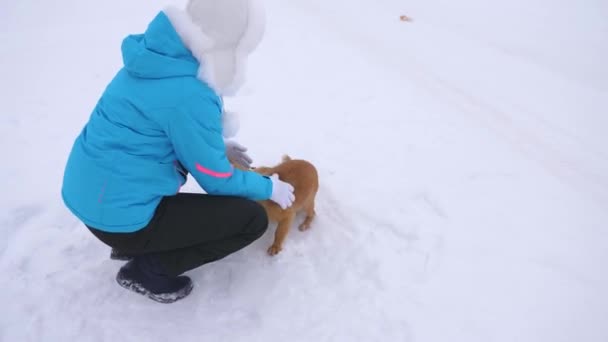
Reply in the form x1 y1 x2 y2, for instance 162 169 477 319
166 95 272 201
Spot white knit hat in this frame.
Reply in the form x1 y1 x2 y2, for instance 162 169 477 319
164 0 266 96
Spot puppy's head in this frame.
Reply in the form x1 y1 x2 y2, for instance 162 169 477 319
233 154 292 175
251 165 273 176
251 155 292 176
229 158 251 171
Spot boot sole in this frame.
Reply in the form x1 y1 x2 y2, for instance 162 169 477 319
116 272 194 304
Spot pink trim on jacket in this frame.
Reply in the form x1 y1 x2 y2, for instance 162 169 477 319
195 163 233 178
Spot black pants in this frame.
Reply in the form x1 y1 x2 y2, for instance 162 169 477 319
87 193 269 277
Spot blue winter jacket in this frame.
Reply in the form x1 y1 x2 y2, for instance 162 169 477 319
61 11 272 233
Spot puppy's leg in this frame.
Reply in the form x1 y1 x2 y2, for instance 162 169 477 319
298 199 316 231
268 211 295 256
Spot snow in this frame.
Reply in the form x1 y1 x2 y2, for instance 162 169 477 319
1 0 607 341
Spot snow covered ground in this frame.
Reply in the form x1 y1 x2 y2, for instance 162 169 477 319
1 0 607 341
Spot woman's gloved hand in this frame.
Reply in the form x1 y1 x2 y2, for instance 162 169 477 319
225 140 253 169
269 174 295 209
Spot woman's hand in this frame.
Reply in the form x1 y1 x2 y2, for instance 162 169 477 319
225 140 253 169
269 174 295 209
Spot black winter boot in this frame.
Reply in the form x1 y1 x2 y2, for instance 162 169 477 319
116 255 193 303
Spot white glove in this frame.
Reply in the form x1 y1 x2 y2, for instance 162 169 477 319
225 140 253 169
269 174 295 209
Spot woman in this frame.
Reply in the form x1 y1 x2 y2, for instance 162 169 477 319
61 0 294 303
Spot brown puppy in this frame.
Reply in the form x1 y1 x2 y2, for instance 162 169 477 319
235 155 319 255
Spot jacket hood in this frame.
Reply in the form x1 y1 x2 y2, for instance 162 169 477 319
121 12 199 79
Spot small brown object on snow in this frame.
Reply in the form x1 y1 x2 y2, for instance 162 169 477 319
232 155 319 256
400 15 412 22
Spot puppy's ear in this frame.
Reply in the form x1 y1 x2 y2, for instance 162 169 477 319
282 155 292 162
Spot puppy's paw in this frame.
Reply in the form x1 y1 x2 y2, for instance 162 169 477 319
298 222 311 231
267 244 282 256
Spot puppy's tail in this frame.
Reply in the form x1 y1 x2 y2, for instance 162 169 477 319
282 154 292 162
